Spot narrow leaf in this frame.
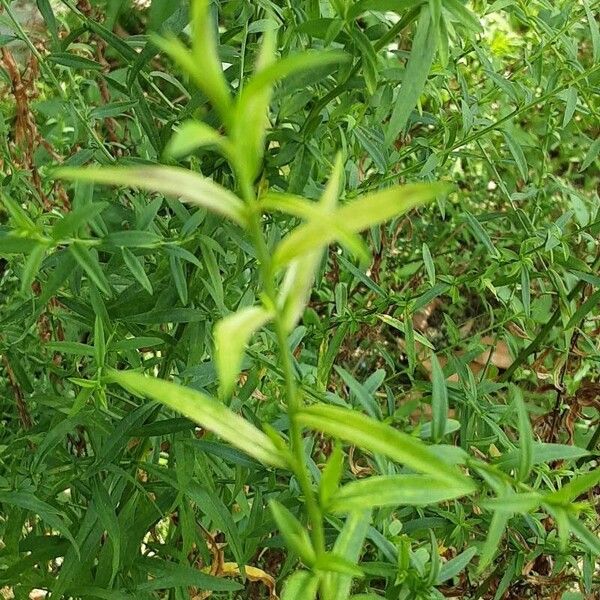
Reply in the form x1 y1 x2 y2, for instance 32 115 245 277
56 166 247 226
274 182 447 267
297 403 474 487
328 475 473 512
214 306 273 398
108 370 286 468
386 5 437 143
430 352 448 443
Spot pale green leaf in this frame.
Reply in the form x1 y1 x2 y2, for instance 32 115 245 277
297 403 475 488
108 370 286 468
274 182 447 268
269 500 316 565
328 475 473 512
281 571 319 600
164 120 230 159
214 305 274 398
481 492 543 514
56 166 247 226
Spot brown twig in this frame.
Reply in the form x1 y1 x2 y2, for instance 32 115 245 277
1 354 33 430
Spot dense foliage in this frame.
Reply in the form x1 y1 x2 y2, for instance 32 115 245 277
0 0 599 598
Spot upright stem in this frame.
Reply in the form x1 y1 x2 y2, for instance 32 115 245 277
239 174 326 555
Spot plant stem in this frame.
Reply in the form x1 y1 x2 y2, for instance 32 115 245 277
239 174 326 556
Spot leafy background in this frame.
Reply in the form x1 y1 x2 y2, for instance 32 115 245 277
0 0 599 598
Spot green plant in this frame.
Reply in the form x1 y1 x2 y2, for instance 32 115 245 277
0 0 599 598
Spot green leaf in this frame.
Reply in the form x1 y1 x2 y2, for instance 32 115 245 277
464 211 499 258
0 234 41 254
566 514 600 555
281 571 320 600
436 546 477 584
494 443 590 470
545 469 600 506
2 194 35 230
521 266 531 317
214 305 274 398
503 131 528 181
315 552 364 577
328 475 473 512
269 500 316 565
244 50 349 99
325 511 371 600
562 87 578 128
94 314 106 368
579 137 600 172
121 248 153 294
514 390 533 482
152 23 231 124
36 0 58 44
45 341 95 356
51 202 108 240
478 511 508 572
583 0 600 62
20 243 46 295
169 253 188 305
351 29 378 94
274 182 447 267
422 242 435 285
297 403 474 487
430 352 448 443
56 166 247 226
164 120 230 159
190 0 232 116
319 444 345 507
102 230 161 248
444 0 482 32
137 557 241 592
277 155 346 330
48 52 103 71
377 314 435 349
69 243 112 296
481 492 543 514
91 479 120 584
0 491 78 553
565 288 600 329
108 370 286 468
386 5 437 143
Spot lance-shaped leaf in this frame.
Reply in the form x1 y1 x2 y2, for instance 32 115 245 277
152 0 232 124
262 192 370 263
545 468 600 506
322 510 371 600
273 181 447 268
277 155 350 331
231 25 277 182
385 5 437 143
214 305 274 398
297 403 474 488
108 370 286 468
56 166 247 226
190 0 232 116
269 500 316 565
164 120 232 159
328 475 473 513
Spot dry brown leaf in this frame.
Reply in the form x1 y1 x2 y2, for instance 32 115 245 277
193 563 278 600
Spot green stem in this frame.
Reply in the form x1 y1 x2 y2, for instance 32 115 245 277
238 170 326 556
